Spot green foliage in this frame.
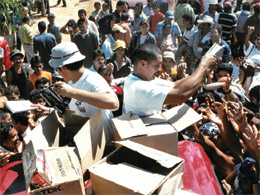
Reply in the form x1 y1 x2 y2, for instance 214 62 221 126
0 0 23 34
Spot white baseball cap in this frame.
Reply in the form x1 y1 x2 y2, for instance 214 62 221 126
49 42 85 69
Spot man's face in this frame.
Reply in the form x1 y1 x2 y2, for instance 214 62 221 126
103 70 113 85
78 22 88 34
95 4 101 11
209 4 217 12
255 36 260 50
7 93 19 101
93 56 105 70
199 23 211 34
48 17 55 23
78 13 86 20
162 58 175 73
115 47 125 57
135 5 142 15
147 0 154 7
142 55 162 81
2 128 19 152
37 82 49 90
216 70 229 80
210 28 221 43
140 24 149 34
12 55 23 66
117 5 124 12
165 18 173 24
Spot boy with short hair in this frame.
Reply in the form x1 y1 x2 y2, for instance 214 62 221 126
91 2 102 22
149 3 164 35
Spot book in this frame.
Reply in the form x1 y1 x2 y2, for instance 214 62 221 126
5 100 38 113
205 43 225 60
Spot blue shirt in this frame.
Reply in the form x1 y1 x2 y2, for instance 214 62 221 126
154 21 182 47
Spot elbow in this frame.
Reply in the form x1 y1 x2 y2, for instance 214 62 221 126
106 93 119 110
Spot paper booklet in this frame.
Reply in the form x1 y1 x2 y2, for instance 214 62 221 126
205 43 225 60
5 100 38 113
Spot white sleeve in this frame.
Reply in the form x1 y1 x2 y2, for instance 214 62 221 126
243 42 253 57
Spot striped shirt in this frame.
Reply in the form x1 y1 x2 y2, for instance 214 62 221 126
218 12 237 44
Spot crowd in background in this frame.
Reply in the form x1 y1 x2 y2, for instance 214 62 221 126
0 0 259 194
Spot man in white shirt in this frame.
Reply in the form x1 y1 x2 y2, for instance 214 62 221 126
123 43 216 116
50 42 119 142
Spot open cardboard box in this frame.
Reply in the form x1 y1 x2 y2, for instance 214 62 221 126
23 143 85 195
112 104 202 156
89 140 185 194
22 109 107 194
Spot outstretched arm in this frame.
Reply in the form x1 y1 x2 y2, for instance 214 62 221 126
53 82 119 110
164 55 219 105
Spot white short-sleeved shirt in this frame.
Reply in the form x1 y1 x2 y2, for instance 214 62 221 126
68 69 115 142
123 73 174 116
244 42 260 60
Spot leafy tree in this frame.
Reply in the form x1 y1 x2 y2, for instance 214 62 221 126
0 0 23 35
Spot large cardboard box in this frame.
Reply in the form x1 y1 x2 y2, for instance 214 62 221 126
22 109 106 194
89 140 185 194
112 104 202 156
23 143 85 194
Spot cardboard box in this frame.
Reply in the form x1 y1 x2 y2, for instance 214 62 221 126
89 140 185 195
22 109 107 194
23 143 85 194
112 104 202 156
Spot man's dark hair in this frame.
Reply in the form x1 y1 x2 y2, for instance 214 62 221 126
38 21 46 33
121 13 129 21
22 15 30 23
211 24 222 34
0 110 10 121
131 43 161 67
64 60 84 71
30 55 42 68
116 0 125 7
242 2 251 11
29 89 42 103
78 9 87 16
77 18 87 26
5 85 20 96
135 2 143 9
94 1 101 6
35 77 50 89
249 85 260 103
92 49 105 61
197 91 215 106
182 14 193 23
11 112 29 127
152 2 160 9
0 122 14 145
215 62 233 75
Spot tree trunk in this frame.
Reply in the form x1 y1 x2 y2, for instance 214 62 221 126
41 0 46 17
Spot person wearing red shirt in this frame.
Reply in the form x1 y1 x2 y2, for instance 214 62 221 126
149 2 165 35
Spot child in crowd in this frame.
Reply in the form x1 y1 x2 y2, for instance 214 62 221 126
149 3 165 35
27 55 52 90
91 2 102 22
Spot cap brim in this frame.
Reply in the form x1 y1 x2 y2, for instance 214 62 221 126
10 53 24 61
113 46 126 51
166 16 174 19
49 52 86 68
197 19 214 24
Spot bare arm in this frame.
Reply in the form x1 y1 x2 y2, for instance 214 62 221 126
6 69 12 86
164 55 217 105
245 26 255 49
53 82 119 110
186 124 235 177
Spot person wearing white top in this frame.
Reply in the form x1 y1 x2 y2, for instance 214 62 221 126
123 43 217 116
49 42 119 143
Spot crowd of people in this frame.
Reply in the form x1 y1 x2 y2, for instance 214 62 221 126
0 0 260 194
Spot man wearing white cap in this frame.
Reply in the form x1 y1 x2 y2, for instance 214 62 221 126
101 24 126 59
199 0 219 24
50 42 119 143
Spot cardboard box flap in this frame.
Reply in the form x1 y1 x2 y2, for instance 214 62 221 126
29 111 62 151
74 110 106 173
145 123 176 135
112 112 148 139
141 114 166 125
116 140 183 168
161 104 202 132
62 109 89 127
23 141 37 189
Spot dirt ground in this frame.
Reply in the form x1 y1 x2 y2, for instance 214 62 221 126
31 0 117 42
